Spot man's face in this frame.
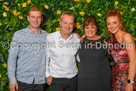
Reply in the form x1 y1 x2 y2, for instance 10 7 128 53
60 15 74 35
27 11 43 29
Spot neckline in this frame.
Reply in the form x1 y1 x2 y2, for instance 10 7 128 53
57 30 73 40
113 37 121 44
85 36 103 41
82 36 104 44
115 40 121 44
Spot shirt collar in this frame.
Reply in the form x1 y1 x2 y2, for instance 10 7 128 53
26 26 42 34
57 30 73 40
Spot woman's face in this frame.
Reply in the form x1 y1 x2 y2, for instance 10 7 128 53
106 16 121 34
84 24 97 39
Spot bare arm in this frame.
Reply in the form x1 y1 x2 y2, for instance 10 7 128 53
123 33 136 91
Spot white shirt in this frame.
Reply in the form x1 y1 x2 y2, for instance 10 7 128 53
46 31 80 78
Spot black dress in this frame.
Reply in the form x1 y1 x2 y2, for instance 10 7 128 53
77 37 112 91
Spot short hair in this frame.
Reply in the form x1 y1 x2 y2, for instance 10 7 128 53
83 16 99 34
28 7 42 16
60 11 75 21
83 16 98 28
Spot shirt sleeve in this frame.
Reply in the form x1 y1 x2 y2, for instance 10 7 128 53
76 53 80 62
75 34 80 62
46 35 51 78
7 32 19 84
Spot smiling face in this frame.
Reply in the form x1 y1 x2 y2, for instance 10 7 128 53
27 11 43 29
84 24 97 39
106 16 121 34
60 14 74 35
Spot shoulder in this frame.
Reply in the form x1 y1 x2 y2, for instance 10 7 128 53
98 36 109 42
73 33 79 39
47 31 58 39
48 31 57 36
13 28 26 37
123 32 134 43
11 28 28 41
40 30 48 38
41 30 48 34
72 33 80 42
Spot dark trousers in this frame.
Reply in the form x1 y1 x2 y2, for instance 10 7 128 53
49 75 77 91
17 81 46 91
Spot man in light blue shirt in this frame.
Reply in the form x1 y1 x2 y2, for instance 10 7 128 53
8 7 48 91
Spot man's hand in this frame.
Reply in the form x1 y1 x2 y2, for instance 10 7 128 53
46 76 53 85
9 82 18 91
75 33 81 39
125 83 133 91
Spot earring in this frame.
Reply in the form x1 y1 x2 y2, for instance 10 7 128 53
119 25 122 30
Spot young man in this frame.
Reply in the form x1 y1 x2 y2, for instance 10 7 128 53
46 11 80 91
8 7 48 91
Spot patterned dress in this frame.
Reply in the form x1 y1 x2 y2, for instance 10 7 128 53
111 38 136 91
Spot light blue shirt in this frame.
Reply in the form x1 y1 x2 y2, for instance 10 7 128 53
8 27 48 84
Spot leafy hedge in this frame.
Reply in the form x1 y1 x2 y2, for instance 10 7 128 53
0 0 136 90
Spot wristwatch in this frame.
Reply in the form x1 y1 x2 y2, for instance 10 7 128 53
127 80 135 84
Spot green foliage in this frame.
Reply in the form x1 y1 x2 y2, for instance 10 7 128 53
0 62 9 91
0 0 136 90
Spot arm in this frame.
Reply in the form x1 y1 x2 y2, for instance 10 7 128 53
73 32 81 39
45 35 52 85
76 53 80 62
123 33 136 91
80 34 85 41
75 35 80 62
7 32 19 91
